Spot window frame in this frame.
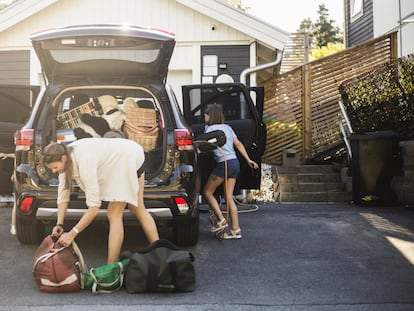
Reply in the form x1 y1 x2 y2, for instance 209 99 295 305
350 0 364 22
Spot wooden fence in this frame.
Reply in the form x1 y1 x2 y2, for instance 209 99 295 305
262 32 398 165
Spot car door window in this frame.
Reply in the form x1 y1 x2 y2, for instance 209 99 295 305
0 85 39 124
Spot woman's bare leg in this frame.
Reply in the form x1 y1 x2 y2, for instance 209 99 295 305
128 173 159 243
106 201 126 264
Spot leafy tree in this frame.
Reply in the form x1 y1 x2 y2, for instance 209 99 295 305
313 4 342 47
298 18 313 34
297 3 343 50
310 43 345 60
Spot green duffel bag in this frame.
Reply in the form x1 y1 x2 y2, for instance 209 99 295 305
83 258 130 294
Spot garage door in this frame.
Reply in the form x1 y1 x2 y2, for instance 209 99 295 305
0 50 30 85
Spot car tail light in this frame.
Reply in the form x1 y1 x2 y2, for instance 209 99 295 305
175 197 189 214
16 129 34 151
174 129 194 151
19 197 34 213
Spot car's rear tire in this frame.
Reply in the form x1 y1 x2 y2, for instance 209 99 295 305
173 217 199 247
16 218 45 245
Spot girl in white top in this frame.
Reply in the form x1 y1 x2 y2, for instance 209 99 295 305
203 105 258 239
43 138 159 264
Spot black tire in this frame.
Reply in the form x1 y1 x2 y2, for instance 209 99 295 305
173 216 199 247
16 217 45 245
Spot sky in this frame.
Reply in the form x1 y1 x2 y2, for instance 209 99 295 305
243 0 344 33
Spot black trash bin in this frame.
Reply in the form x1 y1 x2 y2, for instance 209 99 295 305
350 130 400 206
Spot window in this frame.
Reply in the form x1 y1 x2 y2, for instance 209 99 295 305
351 0 363 22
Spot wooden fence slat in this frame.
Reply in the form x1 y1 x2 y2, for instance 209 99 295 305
262 32 397 165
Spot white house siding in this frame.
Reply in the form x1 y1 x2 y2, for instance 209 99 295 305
373 0 414 57
0 0 256 94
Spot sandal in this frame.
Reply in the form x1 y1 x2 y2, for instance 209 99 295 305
222 229 242 240
210 218 228 233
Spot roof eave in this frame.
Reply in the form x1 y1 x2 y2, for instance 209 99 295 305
176 0 290 51
0 0 58 33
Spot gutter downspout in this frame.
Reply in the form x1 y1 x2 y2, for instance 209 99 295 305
237 49 282 203
240 50 283 86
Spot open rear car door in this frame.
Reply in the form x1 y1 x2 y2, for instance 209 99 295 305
182 83 266 192
0 84 40 194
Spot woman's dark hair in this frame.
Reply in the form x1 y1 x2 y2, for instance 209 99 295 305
205 104 224 125
43 142 73 191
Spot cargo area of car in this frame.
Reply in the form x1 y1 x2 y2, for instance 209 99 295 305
41 88 165 181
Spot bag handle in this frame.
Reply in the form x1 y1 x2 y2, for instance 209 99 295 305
89 261 125 294
72 241 88 289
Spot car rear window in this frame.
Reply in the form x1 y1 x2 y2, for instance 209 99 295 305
42 38 161 64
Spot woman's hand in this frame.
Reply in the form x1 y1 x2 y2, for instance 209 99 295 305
247 159 259 170
52 224 64 237
58 230 77 247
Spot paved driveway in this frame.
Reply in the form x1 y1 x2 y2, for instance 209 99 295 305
1 203 414 310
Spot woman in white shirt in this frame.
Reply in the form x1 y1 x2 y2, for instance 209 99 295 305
43 138 159 264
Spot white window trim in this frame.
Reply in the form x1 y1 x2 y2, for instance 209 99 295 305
350 0 364 23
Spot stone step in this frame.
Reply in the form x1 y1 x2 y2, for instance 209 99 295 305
401 141 414 156
400 141 414 170
271 164 351 203
274 165 340 174
278 173 341 184
282 182 346 192
281 191 352 203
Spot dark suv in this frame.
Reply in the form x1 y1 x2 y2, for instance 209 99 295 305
13 25 266 246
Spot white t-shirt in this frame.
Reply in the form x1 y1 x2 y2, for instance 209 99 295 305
57 138 145 207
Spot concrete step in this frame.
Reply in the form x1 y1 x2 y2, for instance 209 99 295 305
401 141 414 156
272 164 351 203
278 173 341 184
275 164 340 174
282 182 346 192
392 170 414 205
401 141 414 170
281 191 352 203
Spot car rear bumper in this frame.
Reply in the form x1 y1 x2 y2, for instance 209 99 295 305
16 189 198 222
36 206 173 221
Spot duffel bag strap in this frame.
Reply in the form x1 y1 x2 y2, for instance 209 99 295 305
90 261 124 294
72 241 88 289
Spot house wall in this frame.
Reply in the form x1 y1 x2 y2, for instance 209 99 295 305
0 0 256 101
345 0 374 47
345 0 414 56
373 0 414 57
201 45 250 84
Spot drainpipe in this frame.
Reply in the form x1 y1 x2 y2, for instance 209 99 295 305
240 50 283 86
237 49 283 203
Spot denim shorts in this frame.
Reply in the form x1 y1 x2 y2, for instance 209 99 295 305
211 159 240 179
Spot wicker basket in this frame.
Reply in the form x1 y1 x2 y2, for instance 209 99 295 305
124 124 159 152
123 99 159 152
